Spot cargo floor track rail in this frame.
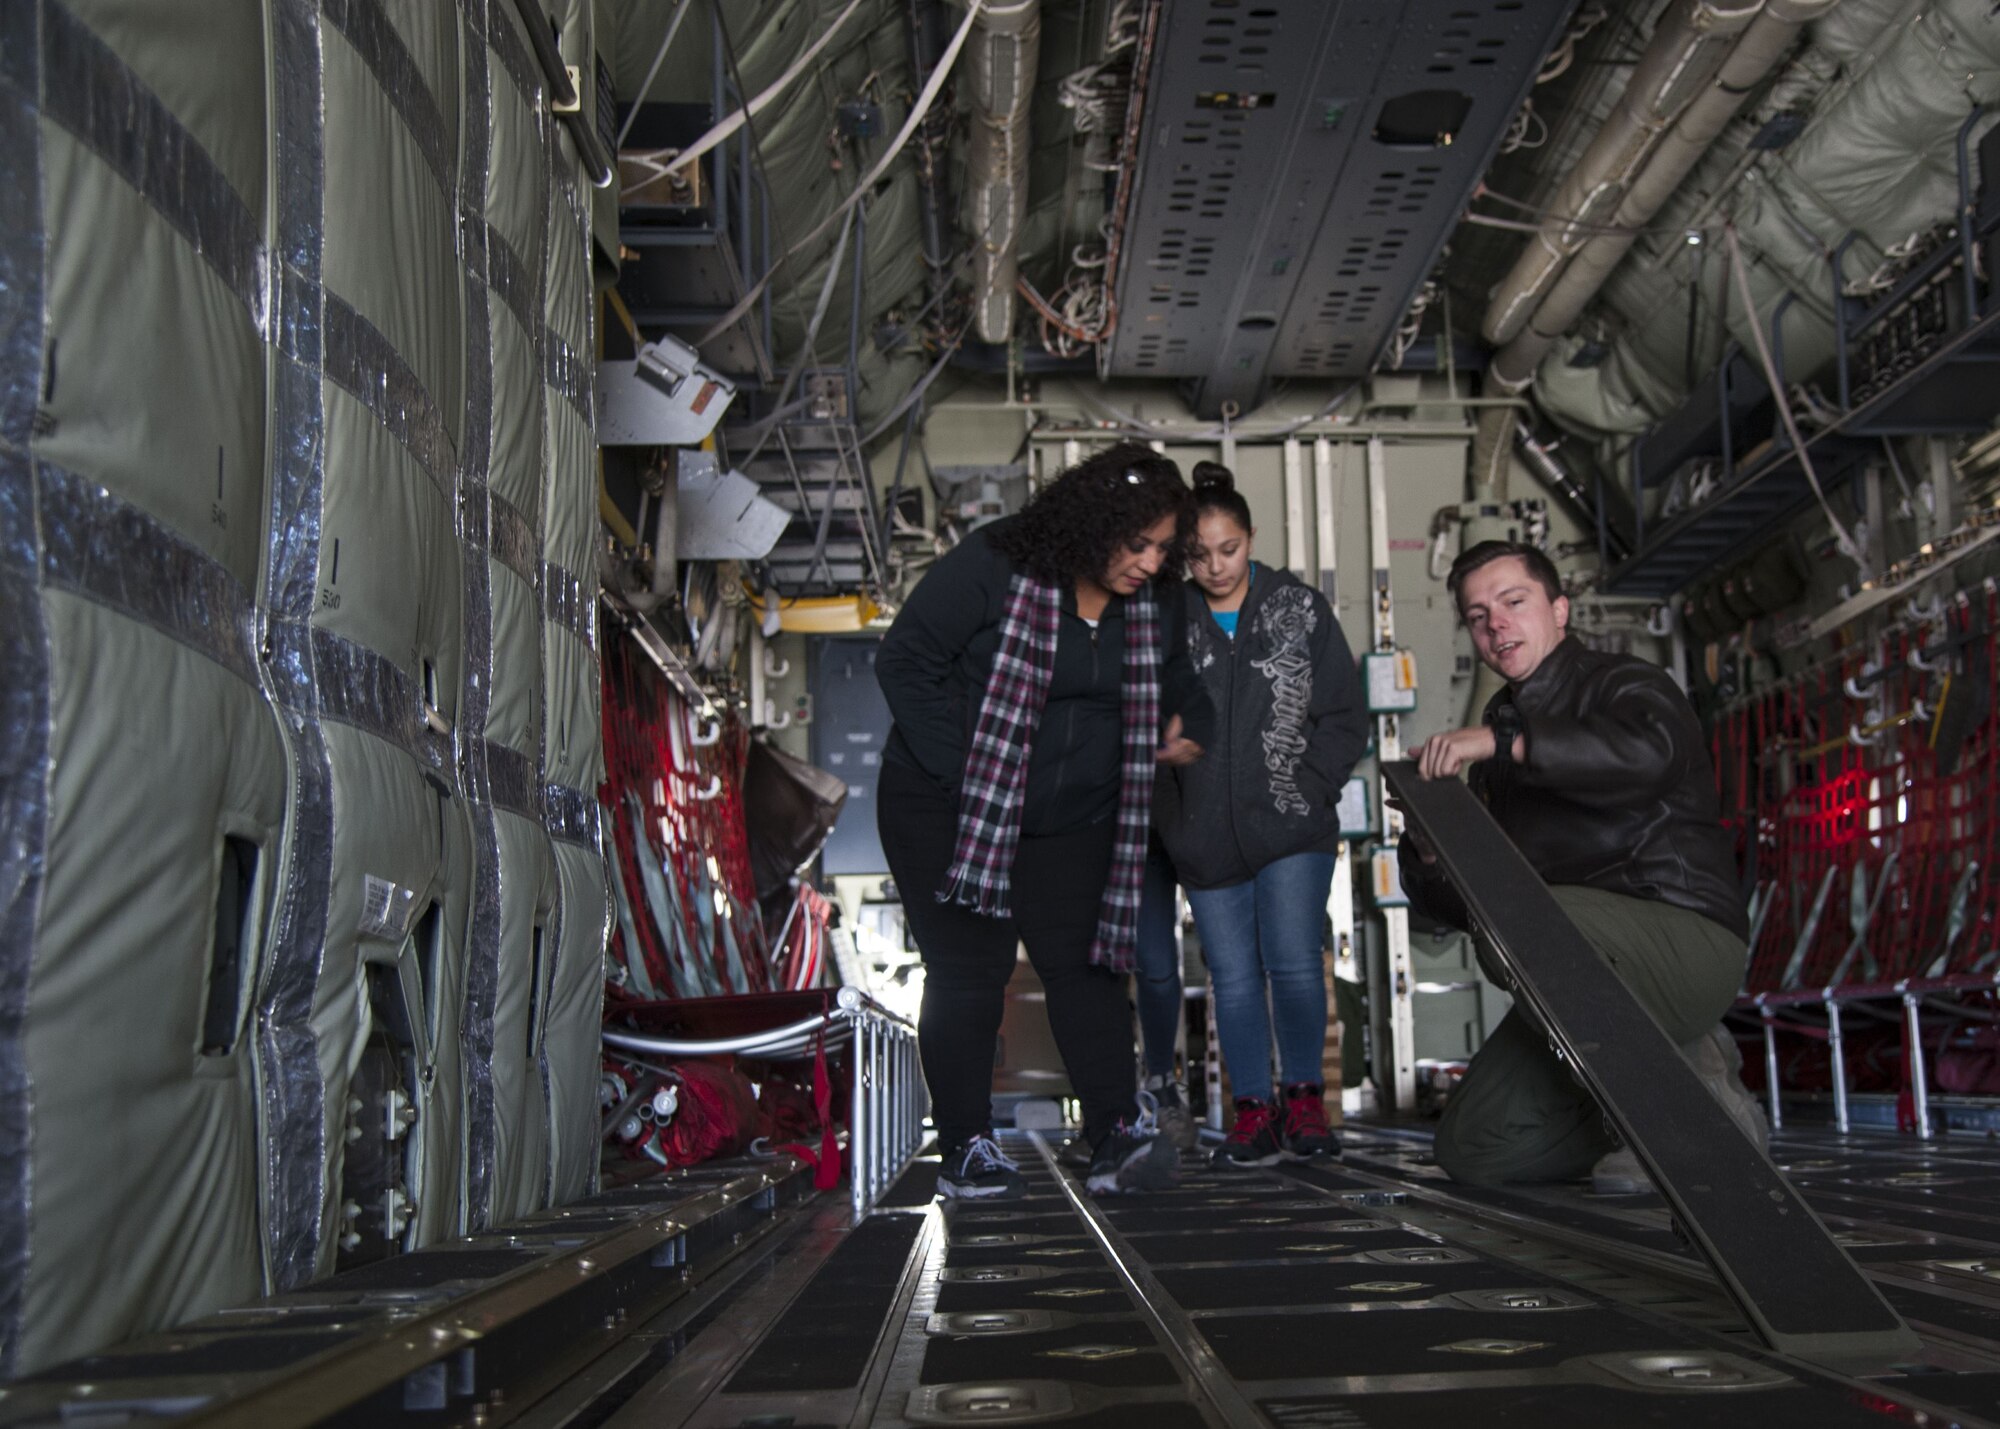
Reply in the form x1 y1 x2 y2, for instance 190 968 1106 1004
1 1158 815 1427
33 1127 2000 1425
566 1134 1999 1427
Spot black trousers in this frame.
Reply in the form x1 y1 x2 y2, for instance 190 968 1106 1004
877 761 1139 1152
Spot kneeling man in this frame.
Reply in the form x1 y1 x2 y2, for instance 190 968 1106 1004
1403 540 1764 1191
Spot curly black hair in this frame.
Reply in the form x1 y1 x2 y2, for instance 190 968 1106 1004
990 441 1193 585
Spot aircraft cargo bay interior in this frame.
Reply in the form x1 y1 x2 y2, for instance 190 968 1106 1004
4 0 2000 1424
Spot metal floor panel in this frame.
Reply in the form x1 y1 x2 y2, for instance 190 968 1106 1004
633 1130 2000 1428
91 1128 2000 1424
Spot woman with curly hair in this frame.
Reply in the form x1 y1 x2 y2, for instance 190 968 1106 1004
875 442 1214 1199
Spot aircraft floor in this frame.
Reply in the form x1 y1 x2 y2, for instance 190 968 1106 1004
14 1123 2000 1426
627 1124 2000 1428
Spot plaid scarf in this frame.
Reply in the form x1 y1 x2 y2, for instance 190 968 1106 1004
938 571 1161 973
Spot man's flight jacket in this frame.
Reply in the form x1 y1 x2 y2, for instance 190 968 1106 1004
1399 635 1748 941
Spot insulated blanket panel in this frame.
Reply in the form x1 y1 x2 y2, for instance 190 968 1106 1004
546 838 609 1203
486 286 548 521
486 558 546 762
543 618 601 796
306 5 472 1272
540 225 597 583
412 798 475 1248
490 807 559 1222
24 594 284 1370
35 127 266 589
320 6 464 456
312 388 465 727
4 0 281 1376
312 721 459 1265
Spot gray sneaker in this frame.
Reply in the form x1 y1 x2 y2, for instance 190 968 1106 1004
1590 1145 1651 1195
1143 1074 1197 1150
1685 1025 1769 1152
1084 1090 1182 1195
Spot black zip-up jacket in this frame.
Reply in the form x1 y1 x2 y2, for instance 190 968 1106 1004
1399 636 1748 939
875 520 1216 837
1155 567 1368 889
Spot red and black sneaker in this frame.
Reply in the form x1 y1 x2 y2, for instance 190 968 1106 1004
1210 1096 1283 1168
1280 1082 1342 1160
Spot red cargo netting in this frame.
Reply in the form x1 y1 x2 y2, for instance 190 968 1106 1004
600 634 770 1000
1718 584 2000 997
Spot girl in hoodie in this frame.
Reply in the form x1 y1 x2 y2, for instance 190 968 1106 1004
1156 464 1369 1167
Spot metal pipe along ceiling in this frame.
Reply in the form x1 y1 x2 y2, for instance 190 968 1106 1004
1488 0 1840 393
965 0 1038 343
1482 0 1766 355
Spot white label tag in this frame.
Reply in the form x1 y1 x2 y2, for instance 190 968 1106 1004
360 875 420 941
1364 652 1418 712
1338 777 1371 837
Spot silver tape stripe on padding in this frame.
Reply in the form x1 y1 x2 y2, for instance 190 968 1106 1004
38 464 259 684
457 0 502 1233
487 740 542 823
544 782 600 850
543 330 591 425
323 293 457 500
526 8 558 1217
484 222 538 352
306 625 454 777
321 0 453 201
39 0 264 317
541 559 596 653
260 0 336 1292
0 0 49 1377
485 0 541 108
488 491 541 588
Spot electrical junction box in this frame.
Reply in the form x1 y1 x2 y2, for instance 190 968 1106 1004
1369 849 1409 908
1338 777 1371 838
1364 650 1418 713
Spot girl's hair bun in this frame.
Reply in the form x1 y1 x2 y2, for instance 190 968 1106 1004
1190 460 1235 493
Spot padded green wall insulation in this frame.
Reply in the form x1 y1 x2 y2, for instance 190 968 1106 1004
1 0 283 1373
0 0 610 1373
540 0 610 1208
307 0 473 1273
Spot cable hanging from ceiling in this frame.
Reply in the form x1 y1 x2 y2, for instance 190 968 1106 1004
1025 0 1152 360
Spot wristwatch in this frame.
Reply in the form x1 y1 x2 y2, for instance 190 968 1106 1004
1486 703 1523 763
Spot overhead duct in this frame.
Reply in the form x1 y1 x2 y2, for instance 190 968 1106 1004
1489 0 1838 392
964 0 1038 343
1482 0 1765 361
1101 0 1576 415
1537 0 2000 440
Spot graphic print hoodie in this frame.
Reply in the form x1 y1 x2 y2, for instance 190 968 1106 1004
1154 565 1369 889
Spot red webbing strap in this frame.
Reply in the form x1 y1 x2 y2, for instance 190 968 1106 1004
773 995 843 1191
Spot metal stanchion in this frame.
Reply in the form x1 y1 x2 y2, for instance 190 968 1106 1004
1760 1001 1784 1133
820 986 922 1220
1825 993 1850 1134
868 1017 883 1206
1903 991 1933 1140
606 986 922 1222
849 1015 869 1222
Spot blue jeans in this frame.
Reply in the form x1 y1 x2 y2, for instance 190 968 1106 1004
1187 849 1337 1103
1134 848 1181 1079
